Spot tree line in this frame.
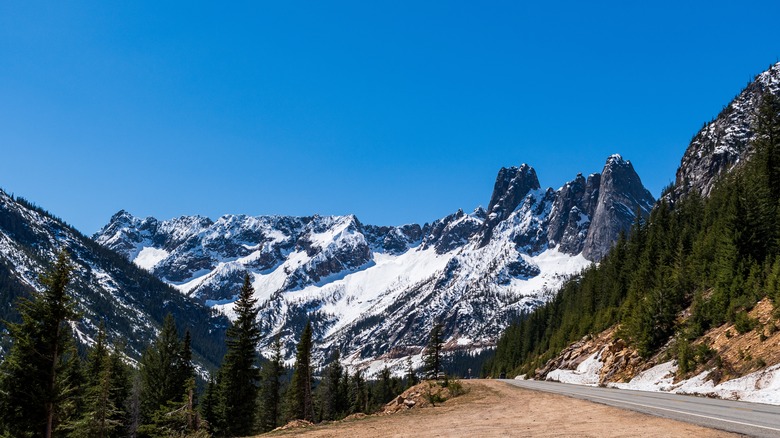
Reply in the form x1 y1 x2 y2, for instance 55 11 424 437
0 252 444 437
486 93 780 377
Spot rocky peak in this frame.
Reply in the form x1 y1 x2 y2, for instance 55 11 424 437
675 62 780 198
478 164 540 248
582 155 655 261
547 173 593 254
421 209 482 254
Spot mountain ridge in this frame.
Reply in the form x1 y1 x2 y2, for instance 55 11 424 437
95 154 655 371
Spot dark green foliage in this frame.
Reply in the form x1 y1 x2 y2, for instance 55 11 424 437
67 322 132 437
444 349 493 379
139 314 194 431
0 250 82 438
347 371 368 414
422 320 444 379
315 349 347 422
137 377 204 438
214 274 261 437
734 311 757 334
404 357 418 388
487 94 780 376
373 367 395 406
198 377 218 433
676 336 694 375
257 336 286 432
285 321 314 422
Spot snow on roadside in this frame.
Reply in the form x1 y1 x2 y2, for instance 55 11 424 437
546 350 603 386
609 361 780 405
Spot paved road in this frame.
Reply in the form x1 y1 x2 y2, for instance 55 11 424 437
501 379 780 438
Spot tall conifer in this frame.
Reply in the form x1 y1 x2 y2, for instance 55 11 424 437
422 320 444 379
0 250 81 438
285 321 314 422
258 336 285 432
216 274 262 436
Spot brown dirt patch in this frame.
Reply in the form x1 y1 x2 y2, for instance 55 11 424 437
259 380 740 437
694 298 780 382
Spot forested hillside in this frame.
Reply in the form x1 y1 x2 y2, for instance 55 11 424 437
486 92 780 377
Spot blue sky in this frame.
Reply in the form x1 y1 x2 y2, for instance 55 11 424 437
1 1 779 233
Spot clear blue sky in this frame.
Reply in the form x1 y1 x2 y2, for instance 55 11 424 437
2 1 779 234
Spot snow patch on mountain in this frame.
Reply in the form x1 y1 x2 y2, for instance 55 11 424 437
134 247 170 271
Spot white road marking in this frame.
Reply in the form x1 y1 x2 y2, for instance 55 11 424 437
561 389 780 433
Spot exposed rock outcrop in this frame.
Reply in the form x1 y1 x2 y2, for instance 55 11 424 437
675 62 780 198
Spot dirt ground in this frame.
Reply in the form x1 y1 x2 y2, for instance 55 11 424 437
261 380 741 437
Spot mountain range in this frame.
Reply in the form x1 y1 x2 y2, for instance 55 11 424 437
94 154 654 370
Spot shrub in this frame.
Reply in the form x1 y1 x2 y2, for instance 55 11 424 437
734 311 757 334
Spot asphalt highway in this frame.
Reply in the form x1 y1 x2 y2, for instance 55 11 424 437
501 379 780 437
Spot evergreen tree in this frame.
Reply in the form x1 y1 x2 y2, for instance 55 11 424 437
404 357 418 388
139 314 192 428
316 349 345 421
373 366 394 406
216 274 262 437
68 322 130 437
347 370 367 414
285 321 314 422
0 250 81 438
258 336 285 432
199 377 218 433
422 320 444 379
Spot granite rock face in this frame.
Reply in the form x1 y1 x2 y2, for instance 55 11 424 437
582 155 655 260
675 62 780 198
478 164 541 248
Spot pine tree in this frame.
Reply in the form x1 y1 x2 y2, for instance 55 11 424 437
285 321 314 422
316 349 345 421
347 370 367 414
422 320 444 379
139 314 192 427
68 322 129 437
0 250 81 438
216 274 262 437
199 376 218 432
374 366 394 406
404 357 418 388
258 336 285 432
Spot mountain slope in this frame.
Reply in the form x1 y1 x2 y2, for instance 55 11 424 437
0 190 228 369
96 155 654 370
488 62 780 404
675 62 780 198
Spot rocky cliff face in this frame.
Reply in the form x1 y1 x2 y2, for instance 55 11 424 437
95 154 654 371
583 155 655 260
675 62 780 198
478 164 541 248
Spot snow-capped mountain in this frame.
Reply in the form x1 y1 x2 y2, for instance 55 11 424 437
675 62 780 198
96 154 654 370
0 190 228 368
